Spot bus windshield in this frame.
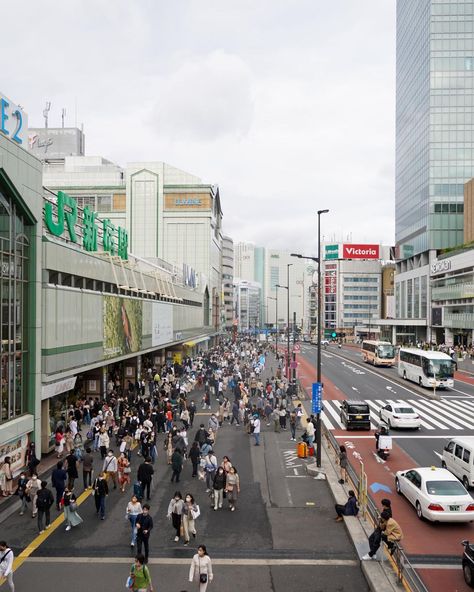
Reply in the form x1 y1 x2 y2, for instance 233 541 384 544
377 344 395 359
422 358 454 379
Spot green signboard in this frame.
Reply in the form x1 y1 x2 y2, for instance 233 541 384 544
45 191 129 260
325 244 339 260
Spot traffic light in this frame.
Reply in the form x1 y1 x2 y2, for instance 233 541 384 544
331 332 337 338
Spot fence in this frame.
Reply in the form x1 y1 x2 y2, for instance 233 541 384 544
323 425 429 592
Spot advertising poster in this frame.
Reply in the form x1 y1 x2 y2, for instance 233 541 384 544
152 302 173 348
0 434 29 477
103 296 143 359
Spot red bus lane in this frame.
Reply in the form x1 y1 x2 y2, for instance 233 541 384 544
297 354 344 401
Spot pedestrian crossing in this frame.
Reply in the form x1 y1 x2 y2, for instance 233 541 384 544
320 398 474 432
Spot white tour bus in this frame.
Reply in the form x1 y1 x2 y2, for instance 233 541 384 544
398 348 454 389
361 340 396 366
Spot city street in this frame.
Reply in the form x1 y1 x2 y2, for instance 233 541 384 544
295 343 474 592
1 404 368 592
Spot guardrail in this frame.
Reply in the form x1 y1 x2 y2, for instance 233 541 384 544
323 425 429 592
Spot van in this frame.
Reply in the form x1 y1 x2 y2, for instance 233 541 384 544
340 400 371 430
442 437 474 489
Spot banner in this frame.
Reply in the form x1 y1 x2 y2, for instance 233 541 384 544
0 434 29 478
103 296 142 359
151 302 173 347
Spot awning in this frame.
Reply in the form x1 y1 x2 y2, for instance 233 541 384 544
184 336 210 347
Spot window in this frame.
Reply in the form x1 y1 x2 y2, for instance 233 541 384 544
463 449 471 464
445 441 455 454
270 267 279 291
97 195 112 213
455 445 463 459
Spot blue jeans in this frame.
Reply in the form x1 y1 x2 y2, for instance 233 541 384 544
254 432 260 446
95 495 106 518
308 436 314 448
129 514 138 544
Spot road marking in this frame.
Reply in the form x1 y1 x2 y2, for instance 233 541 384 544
24 556 360 566
334 435 453 439
433 451 443 460
386 386 397 394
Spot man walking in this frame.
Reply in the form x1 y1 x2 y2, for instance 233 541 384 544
136 504 153 563
137 457 154 501
36 481 54 533
93 472 109 520
51 461 67 511
82 447 94 489
103 449 118 490
252 413 261 446
0 541 14 591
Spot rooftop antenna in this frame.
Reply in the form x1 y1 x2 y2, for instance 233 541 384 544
43 101 51 129
61 108 66 128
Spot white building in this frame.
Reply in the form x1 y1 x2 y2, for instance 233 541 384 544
222 236 234 330
233 279 261 332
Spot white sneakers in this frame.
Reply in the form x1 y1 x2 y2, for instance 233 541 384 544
65 525 71 531
174 536 179 542
361 553 376 561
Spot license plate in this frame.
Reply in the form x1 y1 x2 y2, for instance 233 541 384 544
449 505 460 511
355 415 363 419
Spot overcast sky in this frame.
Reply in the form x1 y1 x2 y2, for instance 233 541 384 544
5 0 395 255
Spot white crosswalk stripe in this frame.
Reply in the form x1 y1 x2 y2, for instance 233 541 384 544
320 399 474 431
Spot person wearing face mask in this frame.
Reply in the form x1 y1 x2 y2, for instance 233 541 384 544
93 471 109 520
25 473 42 518
189 544 213 591
136 503 153 563
103 449 118 490
182 493 199 546
16 472 29 516
212 467 226 511
167 491 184 542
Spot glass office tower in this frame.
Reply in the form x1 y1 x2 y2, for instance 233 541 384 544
396 0 474 257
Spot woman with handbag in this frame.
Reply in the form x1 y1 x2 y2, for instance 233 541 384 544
118 452 131 492
62 487 83 531
182 493 199 546
127 553 153 592
2 457 13 496
226 466 240 512
166 491 184 542
189 544 213 591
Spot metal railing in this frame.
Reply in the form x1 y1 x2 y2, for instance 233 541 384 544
323 425 429 592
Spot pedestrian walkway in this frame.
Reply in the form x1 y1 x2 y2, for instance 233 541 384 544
320 398 474 432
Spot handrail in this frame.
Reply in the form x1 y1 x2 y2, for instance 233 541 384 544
323 424 429 592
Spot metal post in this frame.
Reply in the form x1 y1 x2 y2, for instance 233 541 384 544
287 264 291 380
275 290 279 355
292 311 297 392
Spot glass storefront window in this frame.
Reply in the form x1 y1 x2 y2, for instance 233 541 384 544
0 191 29 424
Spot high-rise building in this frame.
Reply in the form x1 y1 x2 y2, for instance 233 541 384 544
233 279 261 332
396 0 473 258
222 236 234 330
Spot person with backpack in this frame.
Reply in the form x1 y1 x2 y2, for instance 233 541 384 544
36 481 54 533
128 553 153 592
334 490 359 521
0 541 14 592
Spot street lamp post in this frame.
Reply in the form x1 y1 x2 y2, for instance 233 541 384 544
276 283 288 376
291 207 329 468
267 296 277 343
287 263 293 381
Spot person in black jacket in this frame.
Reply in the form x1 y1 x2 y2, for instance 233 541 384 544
137 457 154 501
212 466 227 511
93 472 109 520
65 451 78 489
188 442 201 478
51 461 67 511
36 481 54 533
171 449 183 483
136 504 153 563
193 424 209 446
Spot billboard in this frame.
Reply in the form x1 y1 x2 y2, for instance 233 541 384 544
152 302 173 347
103 296 142 359
325 244 339 260
28 127 84 160
342 244 380 259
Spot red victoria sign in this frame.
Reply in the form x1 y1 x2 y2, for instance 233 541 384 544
342 244 380 259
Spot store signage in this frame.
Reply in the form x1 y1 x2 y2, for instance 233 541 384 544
44 191 129 260
325 269 337 294
342 244 380 259
41 376 77 401
175 198 201 206
325 244 340 260
0 91 28 145
431 259 451 275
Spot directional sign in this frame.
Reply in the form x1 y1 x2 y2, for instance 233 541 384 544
312 382 323 414
293 343 301 353
370 482 392 494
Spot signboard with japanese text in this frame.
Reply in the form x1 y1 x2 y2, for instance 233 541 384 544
312 382 323 414
44 191 129 260
151 302 173 348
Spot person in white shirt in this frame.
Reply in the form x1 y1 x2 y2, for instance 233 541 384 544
0 541 14 591
102 450 118 489
305 418 315 448
252 414 261 446
69 418 78 438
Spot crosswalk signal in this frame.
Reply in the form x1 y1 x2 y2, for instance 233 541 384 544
331 332 337 338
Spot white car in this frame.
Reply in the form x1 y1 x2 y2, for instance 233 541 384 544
395 466 474 522
379 404 421 429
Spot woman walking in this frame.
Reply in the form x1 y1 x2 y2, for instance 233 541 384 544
189 544 213 591
98 428 110 460
118 451 131 493
212 467 226 511
338 445 348 484
2 457 13 496
62 487 83 531
182 493 199 546
128 553 154 592
167 491 184 542
126 494 143 548
189 442 200 478
16 472 29 516
226 466 240 512
164 432 173 465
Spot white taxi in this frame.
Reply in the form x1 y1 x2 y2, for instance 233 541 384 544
379 404 421 429
395 466 474 522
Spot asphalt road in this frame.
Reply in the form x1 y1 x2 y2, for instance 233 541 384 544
1 390 368 592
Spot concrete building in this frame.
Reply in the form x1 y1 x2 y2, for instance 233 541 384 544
28 126 85 162
233 279 261 332
222 235 234 330
42 156 223 335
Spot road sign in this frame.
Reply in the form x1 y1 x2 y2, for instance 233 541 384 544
312 382 323 414
290 361 297 369
293 343 301 353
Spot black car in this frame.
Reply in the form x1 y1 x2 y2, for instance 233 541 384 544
340 400 371 430
462 540 474 587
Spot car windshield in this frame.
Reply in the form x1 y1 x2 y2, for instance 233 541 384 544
394 407 415 414
348 405 369 414
377 344 395 359
426 480 467 496
422 358 454 379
